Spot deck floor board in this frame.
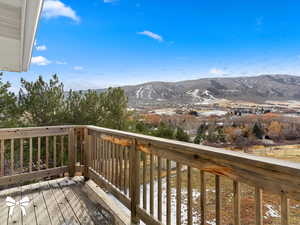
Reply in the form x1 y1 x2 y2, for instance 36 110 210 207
0 177 115 225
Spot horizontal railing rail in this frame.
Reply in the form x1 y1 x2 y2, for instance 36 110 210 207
1 125 300 224
0 125 83 187
85 125 300 225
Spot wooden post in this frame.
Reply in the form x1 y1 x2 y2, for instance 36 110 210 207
130 138 140 225
83 128 91 179
68 128 76 177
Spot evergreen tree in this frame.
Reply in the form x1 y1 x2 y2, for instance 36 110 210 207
194 124 207 144
153 123 175 139
175 127 190 142
252 122 264 139
18 75 65 126
0 73 19 127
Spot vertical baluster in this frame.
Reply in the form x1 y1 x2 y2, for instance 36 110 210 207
150 154 154 215
187 166 192 225
255 187 263 225
29 137 32 172
46 136 49 169
20 139 23 173
53 136 57 168
10 139 14 175
0 140 4 176
166 159 171 225
157 156 162 221
176 162 181 225
106 141 109 180
95 138 98 172
109 142 113 183
143 153 147 210
103 140 106 177
74 133 78 164
233 181 241 225
124 146 128 195
61 136 64 166
115 144 119 187
102 140 105 174
112 143 116 185
281 193 289 225
99 139 103 173
201 171 206 225
38 137 41 170
215 175 221 225
129 146 132 198
129 139 140 225
119 146 123 190
95 138 98 171
98 138 101 172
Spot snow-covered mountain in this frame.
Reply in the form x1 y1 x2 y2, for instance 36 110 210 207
95 74 300 106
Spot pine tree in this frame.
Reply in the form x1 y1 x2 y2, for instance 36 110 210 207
252 122 264 139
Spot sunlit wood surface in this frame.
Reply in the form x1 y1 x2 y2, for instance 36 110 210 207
0 177 115 225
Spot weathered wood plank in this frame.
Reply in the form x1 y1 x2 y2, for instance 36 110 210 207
201 171 206 225
281 194 289 225
150 153 154 215
0 127 68 140
45 136 49 169
60 136 64 167
39 181 65 225
7 185 22 225
68 128 76 177
57 178 95 225
10 139 14 175
233 181 241 225
166 159 171 225
157 156 162 221
20 139 23 173
130 139 140 225
49 179 80 225
255 187 263 225
30 182 52 225
0 167 68 186
37 137 41 170
119 145 123 190
89 167 131 209
187 166 192 225
53 136 57 168
216 175 221 225
124 146 128 195
22 183 38 225
29 137 32 172
176 162 181 225
143 152 147 210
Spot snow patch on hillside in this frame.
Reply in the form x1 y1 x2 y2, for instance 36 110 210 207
136 85 155 99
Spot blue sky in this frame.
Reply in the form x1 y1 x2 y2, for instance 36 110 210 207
4 0 300 91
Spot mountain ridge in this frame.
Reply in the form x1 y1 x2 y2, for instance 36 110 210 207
93 74 300 106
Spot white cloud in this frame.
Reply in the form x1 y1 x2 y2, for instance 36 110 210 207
209 68 226 75
36 45 47 51
104 0 117 3
73 66 83 71
31 56 51 66
56 61 67 65
34 40 47 51
42 0 80 22
137 30 163 42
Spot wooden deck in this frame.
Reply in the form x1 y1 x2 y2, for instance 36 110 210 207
0 177 115 225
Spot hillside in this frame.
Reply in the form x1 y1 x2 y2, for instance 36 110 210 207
95 74 300 106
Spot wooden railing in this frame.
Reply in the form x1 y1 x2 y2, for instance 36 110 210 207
1 125 300 225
